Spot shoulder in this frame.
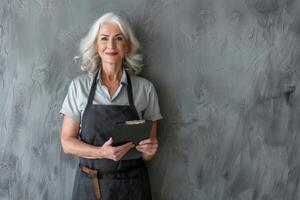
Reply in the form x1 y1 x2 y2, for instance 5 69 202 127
130 75 154 89
71 73 93 86
129 75 157 95
67 73 94 95
69 73 94 90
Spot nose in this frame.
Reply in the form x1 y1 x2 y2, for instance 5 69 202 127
107 38 115 49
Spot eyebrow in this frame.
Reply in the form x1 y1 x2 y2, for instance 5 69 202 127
99 33 124 37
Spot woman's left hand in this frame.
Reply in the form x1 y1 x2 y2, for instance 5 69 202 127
136 137 158 161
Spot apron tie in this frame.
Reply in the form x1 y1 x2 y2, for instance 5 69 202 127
81 166 101 199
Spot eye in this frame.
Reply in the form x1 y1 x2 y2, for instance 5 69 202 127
100 37 108 41
115 36 124 41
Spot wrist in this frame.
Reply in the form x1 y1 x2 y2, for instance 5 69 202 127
95 146 104 159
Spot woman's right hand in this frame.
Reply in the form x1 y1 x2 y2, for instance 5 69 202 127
99 137 134 161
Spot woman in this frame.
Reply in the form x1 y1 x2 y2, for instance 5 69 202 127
59 12 162 200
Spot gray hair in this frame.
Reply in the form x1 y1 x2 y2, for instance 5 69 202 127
76 12 143 75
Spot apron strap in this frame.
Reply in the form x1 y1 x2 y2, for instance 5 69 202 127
126 71 141 120
125 71 135 108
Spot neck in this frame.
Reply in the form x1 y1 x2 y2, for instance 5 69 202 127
101 62 122 82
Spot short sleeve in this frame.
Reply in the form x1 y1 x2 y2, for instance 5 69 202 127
143 82 163 121
59 80 81 122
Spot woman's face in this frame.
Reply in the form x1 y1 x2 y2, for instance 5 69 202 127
97 22 129 66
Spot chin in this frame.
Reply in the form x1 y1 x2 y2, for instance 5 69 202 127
103 58 123 64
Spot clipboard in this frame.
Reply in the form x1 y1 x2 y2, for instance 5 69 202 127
112 120 152 160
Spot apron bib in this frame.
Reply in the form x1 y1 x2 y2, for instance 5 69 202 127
71 70 152 200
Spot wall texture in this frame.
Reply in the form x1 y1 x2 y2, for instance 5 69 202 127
1 0 300 199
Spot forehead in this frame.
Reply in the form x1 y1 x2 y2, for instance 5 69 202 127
99 22 123 34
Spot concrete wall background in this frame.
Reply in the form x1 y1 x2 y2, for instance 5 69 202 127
1 0 300 199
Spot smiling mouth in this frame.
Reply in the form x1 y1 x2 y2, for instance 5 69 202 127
105 52 118 56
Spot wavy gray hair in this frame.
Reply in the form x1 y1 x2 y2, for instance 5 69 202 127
76 12 143 75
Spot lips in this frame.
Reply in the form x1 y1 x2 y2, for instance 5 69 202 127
105 52 118 56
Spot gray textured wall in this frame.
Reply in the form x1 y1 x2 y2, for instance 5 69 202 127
1 0 300 199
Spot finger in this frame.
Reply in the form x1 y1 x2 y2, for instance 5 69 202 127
136 143 158 149
139 138 152 144
136 147 156 156
136 146 156 152
136 145 158 153
109 147 129 161
115 142 134 153
118 143 134 153
136 146 143 152
103 137 113 146
114 144 134 160
139 138 157 145
105 142 133 161
120 142 135 149
139 138 151 145
120 145 133 156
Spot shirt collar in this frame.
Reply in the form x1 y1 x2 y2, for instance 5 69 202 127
97 68 128 86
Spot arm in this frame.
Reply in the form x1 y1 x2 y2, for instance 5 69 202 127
60 115 134 161
136 121 159 161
